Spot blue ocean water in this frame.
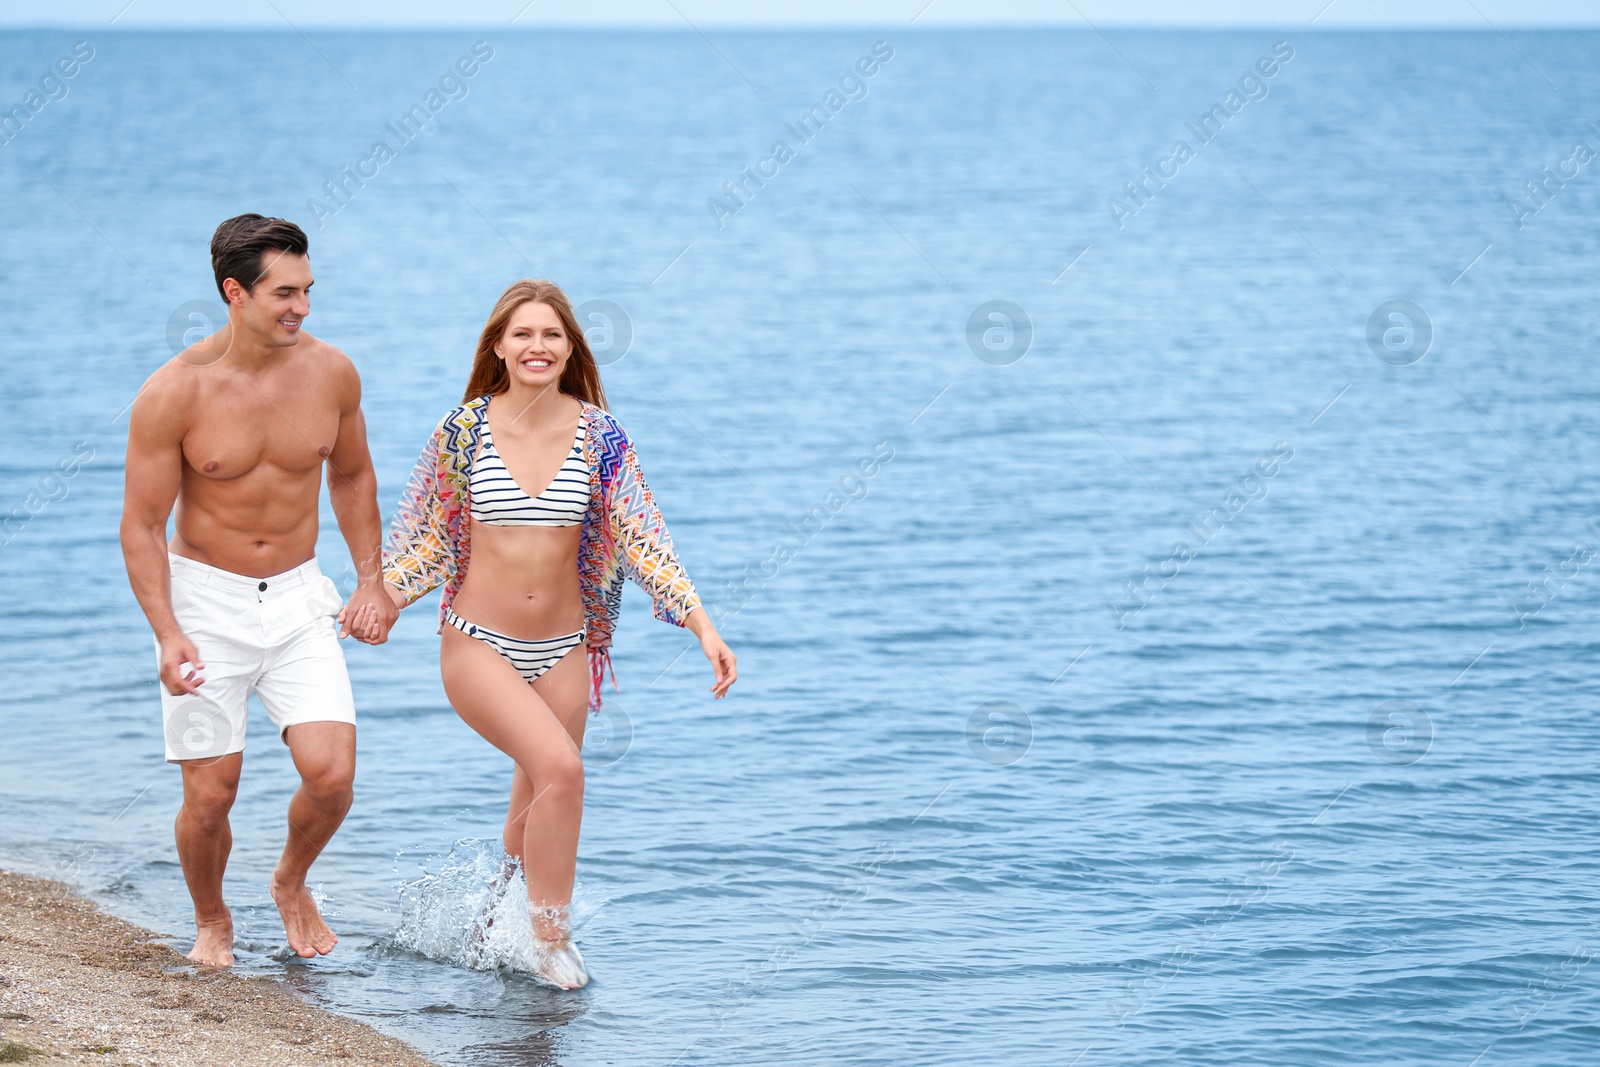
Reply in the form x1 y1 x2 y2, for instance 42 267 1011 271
2 24 1599 1066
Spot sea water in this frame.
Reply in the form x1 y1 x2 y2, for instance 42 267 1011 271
1 27 1599 1067
394 840 606 977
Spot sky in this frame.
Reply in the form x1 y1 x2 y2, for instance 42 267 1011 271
3 0 1598 28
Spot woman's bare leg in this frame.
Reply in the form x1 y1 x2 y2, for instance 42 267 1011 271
524 642 589 940
440 627 588 942
504 765 533 862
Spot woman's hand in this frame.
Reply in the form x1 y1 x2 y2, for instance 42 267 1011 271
340 578 401 645
337 582 408 644
685 609 737 699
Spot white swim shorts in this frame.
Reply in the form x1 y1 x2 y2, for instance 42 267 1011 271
158 553 356 763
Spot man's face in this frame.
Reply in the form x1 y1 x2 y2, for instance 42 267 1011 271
232 251 312 347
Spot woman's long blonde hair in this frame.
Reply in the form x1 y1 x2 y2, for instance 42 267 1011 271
462 279 608 409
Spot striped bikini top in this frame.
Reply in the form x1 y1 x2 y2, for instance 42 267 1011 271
468 418 590 527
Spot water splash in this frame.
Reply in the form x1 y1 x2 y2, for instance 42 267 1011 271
310 882 338 918
393 838 606 976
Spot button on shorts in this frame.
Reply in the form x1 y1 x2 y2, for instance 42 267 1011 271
157 553 355 763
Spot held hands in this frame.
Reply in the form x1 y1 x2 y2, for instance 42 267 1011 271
158 632 205 696
337 579 402 645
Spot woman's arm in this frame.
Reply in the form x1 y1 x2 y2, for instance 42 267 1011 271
682 604 737 699
381 424 457 607
608 440 701 624
608 436 736 697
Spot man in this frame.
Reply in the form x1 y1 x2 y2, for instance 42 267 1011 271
119 214 397 967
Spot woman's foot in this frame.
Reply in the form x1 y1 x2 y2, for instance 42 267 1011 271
534 938 589 989
529 901 588 989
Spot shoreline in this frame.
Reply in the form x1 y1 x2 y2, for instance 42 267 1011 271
0 869 435 1067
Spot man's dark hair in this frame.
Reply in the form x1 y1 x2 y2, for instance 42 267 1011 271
210 214 309 301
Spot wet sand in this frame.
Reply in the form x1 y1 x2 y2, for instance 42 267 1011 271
0 869 434 1066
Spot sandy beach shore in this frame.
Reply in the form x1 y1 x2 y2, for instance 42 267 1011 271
0 869 434 1066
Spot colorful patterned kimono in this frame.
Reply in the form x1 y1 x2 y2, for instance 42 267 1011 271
382 396 701 711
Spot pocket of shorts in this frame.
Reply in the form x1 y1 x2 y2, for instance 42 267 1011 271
259 578 341 643
308 576 344 619
168 573 197 620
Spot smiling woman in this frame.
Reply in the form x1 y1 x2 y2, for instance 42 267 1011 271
381 277 737 991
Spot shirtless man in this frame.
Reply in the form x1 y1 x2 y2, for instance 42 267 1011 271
119 214 397 967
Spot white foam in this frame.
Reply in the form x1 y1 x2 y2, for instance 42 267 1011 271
393 838 605 976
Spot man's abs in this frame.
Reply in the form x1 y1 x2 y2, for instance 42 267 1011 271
171 466 323 579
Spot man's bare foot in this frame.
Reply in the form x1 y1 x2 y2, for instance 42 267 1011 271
188 913 235 967
269 874 338 958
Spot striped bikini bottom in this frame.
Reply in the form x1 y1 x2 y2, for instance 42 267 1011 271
444 608 586 683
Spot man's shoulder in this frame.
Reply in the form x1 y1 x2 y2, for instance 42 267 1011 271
297 332 358 380
276 333 360 413
143 354 195 389
132 357 201 425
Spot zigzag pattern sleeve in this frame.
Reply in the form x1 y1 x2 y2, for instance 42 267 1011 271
381 424 454 605
609 440 701 626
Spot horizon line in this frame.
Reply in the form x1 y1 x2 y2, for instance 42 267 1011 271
6 20 1600 29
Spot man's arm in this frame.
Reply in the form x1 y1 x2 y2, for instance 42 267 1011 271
324 352 398 643
119 371 204 695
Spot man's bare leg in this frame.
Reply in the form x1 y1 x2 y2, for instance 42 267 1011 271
176 753 243 967
270 721 355 958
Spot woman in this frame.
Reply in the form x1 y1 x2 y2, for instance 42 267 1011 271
377 279 736 989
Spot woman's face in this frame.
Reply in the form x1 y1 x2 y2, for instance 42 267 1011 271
494 301 571 388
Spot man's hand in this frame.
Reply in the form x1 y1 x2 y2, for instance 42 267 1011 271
338 579 400 645
158 633 206 696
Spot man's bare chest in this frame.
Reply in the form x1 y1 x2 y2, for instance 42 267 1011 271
182 389 339 481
